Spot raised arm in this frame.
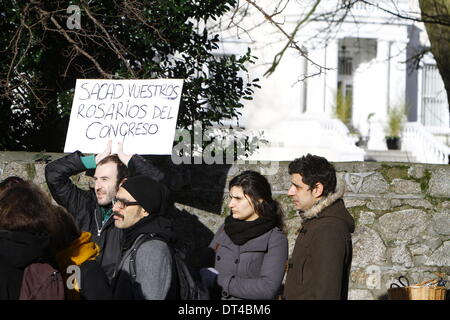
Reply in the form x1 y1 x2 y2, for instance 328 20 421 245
45 151 93 218
117 141 165 182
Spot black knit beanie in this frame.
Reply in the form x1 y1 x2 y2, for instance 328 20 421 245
121 175 166 215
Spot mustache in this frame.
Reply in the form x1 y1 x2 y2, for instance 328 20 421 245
113 212 124 219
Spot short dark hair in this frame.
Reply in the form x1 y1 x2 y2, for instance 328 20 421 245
97 155 128 187
288 154 337 198
229 170 285 232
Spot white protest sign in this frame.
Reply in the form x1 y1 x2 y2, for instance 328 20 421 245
64 79 183 155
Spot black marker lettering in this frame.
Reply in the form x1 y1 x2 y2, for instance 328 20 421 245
139 105 148 119
135 122 144 135
79 83 91 100
114 84 124 99
86 122 101 140
116 102 125 120
153 105 162 119
99 124 110 138
96 103 106 119
104 103 115 120
128 105 140 118
128 84 135 98
86 104 96 118
77 104 85 118
128 122 136 136
119 122 128 136
90 83 100 100
148 123 158 134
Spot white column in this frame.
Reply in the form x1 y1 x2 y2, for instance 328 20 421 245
324 40 339 117
367 40 391 150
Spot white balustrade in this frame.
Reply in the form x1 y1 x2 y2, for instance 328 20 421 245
402 122 450 164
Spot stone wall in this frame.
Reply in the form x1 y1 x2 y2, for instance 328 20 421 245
0 152 449 299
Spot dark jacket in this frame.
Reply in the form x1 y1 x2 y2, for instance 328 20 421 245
209 224 288 300
45 151 164 281
0 230 52 300
284 181 355 300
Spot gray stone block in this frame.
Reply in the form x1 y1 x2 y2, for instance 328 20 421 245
410 243 432 256
377 209 430 242
359 211 376 225
367 200 391 210
425 241 450 267
401 199 432 209
359 172 389 194
285 217 302 256
348 289 374 300
390 199 402 207
432 212 450 236
33 163 47 185
390 241 413 267
391 178 421 194
0 162 27 180
343 198 366 208
352 226 387 267
428 167 450 198
408 165 425 179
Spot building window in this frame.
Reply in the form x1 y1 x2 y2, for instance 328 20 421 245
421 64 448 127
338 46 353 75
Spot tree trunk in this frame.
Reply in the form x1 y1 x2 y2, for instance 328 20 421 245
419 0 450 116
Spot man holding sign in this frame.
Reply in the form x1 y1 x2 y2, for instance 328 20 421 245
46 78 182 282
45 141 165 282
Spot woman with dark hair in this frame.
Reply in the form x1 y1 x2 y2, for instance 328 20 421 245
0 180 106 300
0 181 59 299
201 170 288 300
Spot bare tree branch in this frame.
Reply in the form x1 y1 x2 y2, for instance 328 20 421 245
37 8 115 79
83 4 136 77
244 0 329 77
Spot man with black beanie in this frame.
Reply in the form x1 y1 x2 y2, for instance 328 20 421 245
110 175 176 300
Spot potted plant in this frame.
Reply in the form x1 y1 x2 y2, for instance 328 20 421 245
385 106 405 150
333 86 352 126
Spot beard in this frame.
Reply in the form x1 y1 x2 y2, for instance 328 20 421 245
96 188 116 206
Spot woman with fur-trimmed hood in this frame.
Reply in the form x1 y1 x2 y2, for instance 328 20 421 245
283 154 355 300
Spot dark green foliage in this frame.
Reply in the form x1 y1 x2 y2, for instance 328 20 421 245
0 0 258 151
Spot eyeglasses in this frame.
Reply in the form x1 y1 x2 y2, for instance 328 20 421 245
112 197 139 209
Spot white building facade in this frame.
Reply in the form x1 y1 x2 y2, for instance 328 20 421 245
212 0 449 163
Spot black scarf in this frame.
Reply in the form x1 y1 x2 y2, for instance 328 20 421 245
224 215 276 246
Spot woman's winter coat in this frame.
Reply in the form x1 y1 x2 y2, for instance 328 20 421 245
209 224 288 300
0 231 52 300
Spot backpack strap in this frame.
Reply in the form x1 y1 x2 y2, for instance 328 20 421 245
128 232 179 299
129 232 160 280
